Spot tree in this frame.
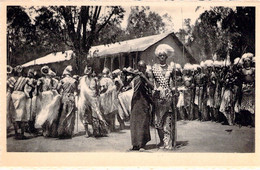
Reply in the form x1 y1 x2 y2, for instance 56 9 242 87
93 21 126 45
187 7 255 62
125 6 166 39
7 6 125 74
7 6 36 66
47 6 125 74
34 7 67 54
222 7 255 59
176 18 193 45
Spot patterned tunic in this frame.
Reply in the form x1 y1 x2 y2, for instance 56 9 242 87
152 63 175 149
78 75 109 136
183 75 194 120
152 64 174 128
11 77 30 122
38 77 53 92
194 73 205 112
219 71 235 125
240 68 255 114
7 76 16 127
57 76 78 138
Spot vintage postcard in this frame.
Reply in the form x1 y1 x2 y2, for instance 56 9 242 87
0 0 259 167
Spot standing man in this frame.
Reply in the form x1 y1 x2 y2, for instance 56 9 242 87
219 61 235 125
194 64 204 121
182 63 195 120
240 53 255 126
130 60 154 151
205 60 216 121
212 60 223 122
151 44 176 149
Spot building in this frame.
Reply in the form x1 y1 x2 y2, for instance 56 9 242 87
90 31 196 72
22 31 196 75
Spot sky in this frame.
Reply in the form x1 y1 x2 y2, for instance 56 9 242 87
25 6 210 33
120 6 211 32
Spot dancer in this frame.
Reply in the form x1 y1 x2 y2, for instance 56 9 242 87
151 44 176 149
130 60 154 151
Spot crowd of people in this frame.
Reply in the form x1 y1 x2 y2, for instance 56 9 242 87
6 44 255 151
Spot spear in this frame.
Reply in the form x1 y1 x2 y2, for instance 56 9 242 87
172 62 177 148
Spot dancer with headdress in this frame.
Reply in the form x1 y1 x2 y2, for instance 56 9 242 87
57 65 78 138
174 63 185 120
78 65 109 138
212 60 224 122
194 62 206 121
35 66 61 137
151 44 176 149
10 66 33 139
99 67 119 131
219 57 235 125
182 63 195 120
240 53 255 126
205 60 215 121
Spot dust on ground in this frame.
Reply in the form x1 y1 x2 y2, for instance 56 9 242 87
7 120 254 152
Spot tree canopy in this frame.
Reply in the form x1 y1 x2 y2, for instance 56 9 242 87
125 6 166 39
176 7 255 62
7 5 125 74
7 6 255 72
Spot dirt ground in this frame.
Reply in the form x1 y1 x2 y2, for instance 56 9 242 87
7 119 254 152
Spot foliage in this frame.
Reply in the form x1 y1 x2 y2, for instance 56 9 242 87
7 6 36 66
125 6 166 39
176 7 255 62
7 6 125 74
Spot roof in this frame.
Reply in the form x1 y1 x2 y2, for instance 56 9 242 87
88 31 175 57
21 50 74 67
22 31 195 67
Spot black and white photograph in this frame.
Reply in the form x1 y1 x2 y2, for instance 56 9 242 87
5 4 255 154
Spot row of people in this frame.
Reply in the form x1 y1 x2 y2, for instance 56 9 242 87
168 53 255 127
118 48 255 150
7 63 131 139
7 65 79 139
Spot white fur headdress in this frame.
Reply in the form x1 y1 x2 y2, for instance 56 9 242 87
102 67 110 75
223 59 231 66
175 63 182 71
184 63 193 70
204 60 213 67
213 60 222 67
241 53 254 60
234 57 241 65
252 56 255 63
112 69 121 75
241 52 254 64
155 44 174 57
193 64 201 70
200 61 205 67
